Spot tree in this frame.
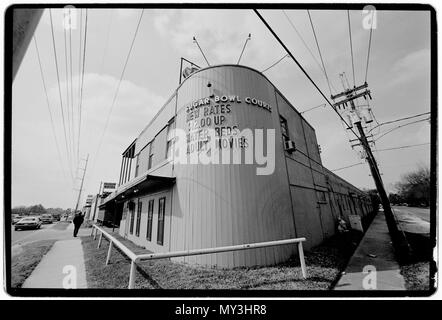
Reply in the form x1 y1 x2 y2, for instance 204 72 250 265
388 193 403 205
395 165 430 206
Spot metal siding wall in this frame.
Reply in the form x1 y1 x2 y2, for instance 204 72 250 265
170 66 295 268
136 144 150 177
135 95 176 155
290 186 324 249
302 120 322 165
124 191 172 253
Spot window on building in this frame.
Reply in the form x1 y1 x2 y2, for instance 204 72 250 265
148 141 154 170
135 155 140 177
157 197 166 245
280 115 289 142
166 118 176 159
119 141 136 186
129 202 135 235
135 200 142 237
146 199 154 241
316 191 327 204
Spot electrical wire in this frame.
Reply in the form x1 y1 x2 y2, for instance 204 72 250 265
63 12 73 171
76 8 83 166
331 162 364 172
77 9 88 174
261 54 289 73
364 10 374 83
282 10 337 93
68 8 76 166
376 142 430 152
49 9 74 182
33 35 68 182
254 9 362 143
347 10 356 88
374 117 431 142
93 9 145 170
307 10 333 97
367 112 431 134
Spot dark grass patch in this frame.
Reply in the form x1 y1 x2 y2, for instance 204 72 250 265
400 232 432 290
11 239 56 288
401 262 430 290
81 231 358 290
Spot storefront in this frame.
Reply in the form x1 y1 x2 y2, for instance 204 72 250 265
99 64 373 268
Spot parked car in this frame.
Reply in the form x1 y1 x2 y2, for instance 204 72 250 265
40 213 53 224
15 217 42 231
12 216 23 225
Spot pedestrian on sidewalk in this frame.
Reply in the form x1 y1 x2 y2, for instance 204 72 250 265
73 212 84 237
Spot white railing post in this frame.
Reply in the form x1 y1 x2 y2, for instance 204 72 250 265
93 227 97 240
97 231 103 249
298 241 307 279
128 260 136 289
90 226 94 237
106 240 113 265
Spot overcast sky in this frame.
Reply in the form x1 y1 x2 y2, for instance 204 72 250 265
12 8 431 209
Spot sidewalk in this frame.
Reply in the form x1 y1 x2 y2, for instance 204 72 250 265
334 212 406 290
22 224 88 289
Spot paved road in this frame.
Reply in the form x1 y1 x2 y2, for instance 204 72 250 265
392 206 430 234
12 223 55 244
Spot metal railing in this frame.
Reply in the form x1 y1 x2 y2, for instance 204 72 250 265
91 224 307 289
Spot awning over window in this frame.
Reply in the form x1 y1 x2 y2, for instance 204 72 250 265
99 173 175 208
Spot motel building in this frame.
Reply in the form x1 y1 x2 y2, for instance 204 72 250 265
99 64 373 268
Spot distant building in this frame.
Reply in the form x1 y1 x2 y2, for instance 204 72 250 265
99 65 373 268
82 194 94 220
88 182 117 226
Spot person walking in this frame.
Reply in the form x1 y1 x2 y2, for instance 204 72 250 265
73 212 84 237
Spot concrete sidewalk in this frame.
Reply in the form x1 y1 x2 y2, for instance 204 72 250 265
334 212 406 290
22 237 87 289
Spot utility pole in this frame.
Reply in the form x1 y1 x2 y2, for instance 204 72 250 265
74 154 89 213
331 80 411 260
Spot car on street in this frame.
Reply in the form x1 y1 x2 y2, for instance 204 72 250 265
12 216 23 224
40 213 53 224
14 216 42 231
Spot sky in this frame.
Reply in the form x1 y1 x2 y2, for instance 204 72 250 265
11 7 432 209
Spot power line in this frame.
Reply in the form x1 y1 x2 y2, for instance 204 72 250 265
78 9 88 173
69 8 76 166
94 9 144 169
300 103 326 114
49 9 74 182
282 10 337 93
374 117 430 141
368 111 431 134
364 10 375 83
254 9 361 142
261 54 289 73
376 142 430 152
331 162 364 172
76 8 83 166
347 10 356 88
307 10 333 97
33 35 68 182
63 12 74 171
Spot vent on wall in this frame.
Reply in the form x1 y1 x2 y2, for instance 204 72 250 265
284 140 296 153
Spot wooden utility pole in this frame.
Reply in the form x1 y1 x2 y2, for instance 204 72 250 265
74 154 89 213
332 82 411 260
